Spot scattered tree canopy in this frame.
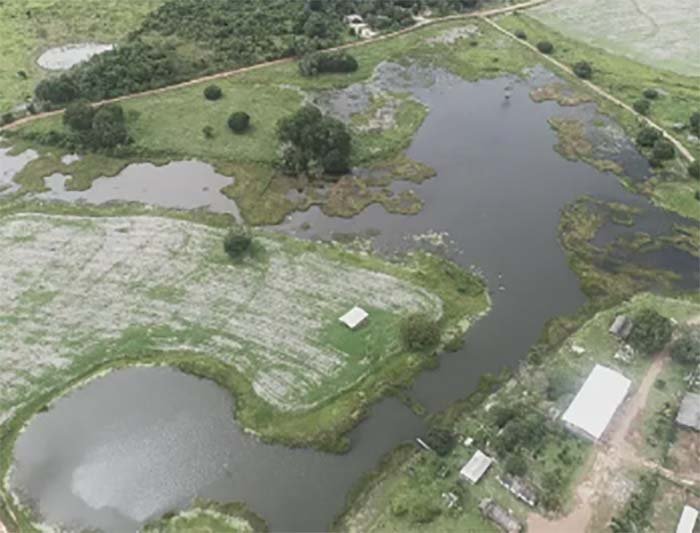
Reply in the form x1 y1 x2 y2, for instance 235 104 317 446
633 99 650 115
63 101 95 132
299 51 358 77
228 111 251 133
514 29 527 40
572 61 592 79
636 126 661 148
536 41 554 54
670 328 700 365
400 313 441 352
277 105 351 177
204 85 223 100
643 88 658 99
651 139 675 161
688 161 700 179
690 111 700 136
628 308 673 355
223 225 252 259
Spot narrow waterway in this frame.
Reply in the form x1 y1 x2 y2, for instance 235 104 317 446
7 70 697 532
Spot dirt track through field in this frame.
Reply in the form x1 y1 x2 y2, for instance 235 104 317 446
0 0 549 133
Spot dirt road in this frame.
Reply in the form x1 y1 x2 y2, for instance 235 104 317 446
0 0 550 134
482 17 695 163
527 353 669 533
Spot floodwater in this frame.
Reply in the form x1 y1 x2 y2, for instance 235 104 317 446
8 68 698 532
38 160 242 222
0 146 38 194
37 43 114 70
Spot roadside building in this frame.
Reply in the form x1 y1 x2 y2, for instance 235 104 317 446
609 314 633 339
339 306 368 330
497 475 537 507
478 499 522 533
459 449 493 484
561 364 632 441
676 505 698 533
676 392 700 431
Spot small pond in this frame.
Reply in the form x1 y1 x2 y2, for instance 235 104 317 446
37 43 114 71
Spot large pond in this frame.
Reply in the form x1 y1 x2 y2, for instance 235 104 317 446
8 68 697 531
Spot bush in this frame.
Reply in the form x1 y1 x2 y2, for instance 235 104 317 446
688 161 700 179
643 88 658 99
514 29 527 40
277 105 351 176
628 309 673 355
546 369 576 401
1 112 14 126
636 127 661 148
400 313 441 352
651 139 675 161
299 51 358 77
690 111 700 136
670 328 700 365
223 225 252 259
228 111 251 133
423 428 456 456
202 125 214 139
91 104 128 148
633 99 651 115
572 61 592 79
536 41 554 54
505 453 528 477
204 85 223 100
63 100 95 132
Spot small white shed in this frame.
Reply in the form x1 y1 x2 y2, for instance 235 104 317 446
459 449 493 484
676 505 698 533
339 306 368 330
561 364 631 441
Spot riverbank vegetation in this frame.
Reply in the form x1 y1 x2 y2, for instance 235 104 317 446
144 501 268 532
334 293 700 532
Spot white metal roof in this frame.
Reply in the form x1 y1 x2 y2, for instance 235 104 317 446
460 449 493 484
676 505 699 533
339 306 368 329
561 364 631 440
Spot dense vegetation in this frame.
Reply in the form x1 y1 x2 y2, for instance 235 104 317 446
400 313 442 351
277 105 352 177
299 51 358 76
32 0 482 107
628 308 673 355
610 474 659 533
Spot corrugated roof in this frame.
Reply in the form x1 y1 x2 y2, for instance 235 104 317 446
339 306 368 329
460 450 493 484
562 364 631 440
676 505 698 533
677 392 700 430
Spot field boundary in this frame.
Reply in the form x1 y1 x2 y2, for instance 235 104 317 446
482 16 695 163
0 0 550 133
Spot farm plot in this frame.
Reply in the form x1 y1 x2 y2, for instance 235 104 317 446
0 211 487 446
530 0 700 76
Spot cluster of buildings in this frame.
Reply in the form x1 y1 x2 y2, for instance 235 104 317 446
343 14 378 39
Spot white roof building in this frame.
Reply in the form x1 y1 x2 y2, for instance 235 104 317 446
676 505 698 533
339 306 368 329
561 364 631 441
459 449 493 484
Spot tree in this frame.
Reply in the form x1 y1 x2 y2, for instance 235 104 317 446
643 88 658 99
299 51 358 76
277 105 351 176
63 100 95 132
202 125 214 139
514 30 527 40
400 313 441 352
223 225 252 259
688 161 700 179
1 112 14 126
91 104 128 148
651 139 675 161
505 453 528 477
572 61 592 79
670 328 700 365
204 85 223 100
636 127 661 148
228 111 251 133
536 41 554 54
628 309 673 355
546 369 576 401
35 75 77 105
633 99 651 115
690 111 700 136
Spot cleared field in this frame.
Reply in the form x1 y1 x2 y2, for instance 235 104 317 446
530 0 700 76
0 207 488 449
0 0 165 114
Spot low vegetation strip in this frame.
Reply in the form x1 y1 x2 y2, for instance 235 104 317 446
0 208 488 449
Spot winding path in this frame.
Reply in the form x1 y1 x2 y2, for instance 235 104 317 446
482 16 695 163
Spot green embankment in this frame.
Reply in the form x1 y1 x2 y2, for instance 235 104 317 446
143 501 268 533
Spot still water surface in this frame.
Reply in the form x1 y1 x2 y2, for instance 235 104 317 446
9 70 696 531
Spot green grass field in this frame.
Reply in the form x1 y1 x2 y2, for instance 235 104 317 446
0 0 165 114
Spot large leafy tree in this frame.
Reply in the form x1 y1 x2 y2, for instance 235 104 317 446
628 309 673 355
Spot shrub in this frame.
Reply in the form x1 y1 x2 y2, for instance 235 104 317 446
536 41 554 54
1 112 14 126
690 111 700 136
636 127 661 148
643 88 658 99
299 51 358 76
400 313 441 352
572 61 592 79
91 104 128 148
505 453 528 477
423 428 456 456
204 85 223 100
202 125 214 139
277 105 351 176
633 99 651 115
628 309 673 355
688 161 700 179
63 100 95 132
670 328 700 365
546 369 576 401
228 111 251 133
514 29 527 40
651 139 675 161
223 225 252 259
